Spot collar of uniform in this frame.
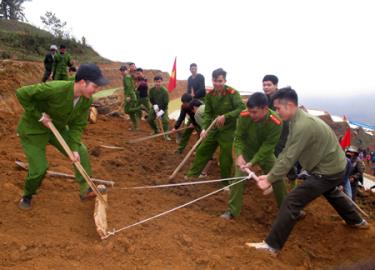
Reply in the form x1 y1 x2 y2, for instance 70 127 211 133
213 85 227 95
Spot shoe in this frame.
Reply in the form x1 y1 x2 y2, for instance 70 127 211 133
165 135 172 141
19 196 32 210
80 188 97 201
198 173 208 179
246 241 278 256
220 211 234 220
223 186 230 192
184 175 196 181
348 219 370 230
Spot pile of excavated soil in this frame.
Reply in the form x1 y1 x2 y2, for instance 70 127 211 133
0 113 374 270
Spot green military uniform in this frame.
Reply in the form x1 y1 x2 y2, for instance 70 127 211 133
53 52 72 80
186 86 245 181
123 75 141 130
228 109 287 216
148 86 169 133
16 81 92 197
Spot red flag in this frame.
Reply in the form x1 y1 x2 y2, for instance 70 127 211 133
340 128 351 149
167 57 177 93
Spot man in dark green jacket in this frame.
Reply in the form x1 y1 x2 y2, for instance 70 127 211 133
16 64 108 210
186 68 245 182
221 92 287 219
53 44 73 80
248 87 368 254
147 75 170 140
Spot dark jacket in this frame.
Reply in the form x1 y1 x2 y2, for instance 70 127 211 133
44 52 55 71
175 105 198 129
187 74 206 99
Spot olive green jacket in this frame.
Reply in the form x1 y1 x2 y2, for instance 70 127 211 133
16 81 92 151
268 109 346 183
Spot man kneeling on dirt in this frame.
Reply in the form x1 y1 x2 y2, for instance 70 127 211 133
16 64 108 210
248 87 369 254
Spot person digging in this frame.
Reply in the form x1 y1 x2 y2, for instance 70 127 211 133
16 64 108 210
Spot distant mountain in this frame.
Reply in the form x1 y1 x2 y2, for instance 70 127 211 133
300 93 375 125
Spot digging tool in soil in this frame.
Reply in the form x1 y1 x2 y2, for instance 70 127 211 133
47 121 108 208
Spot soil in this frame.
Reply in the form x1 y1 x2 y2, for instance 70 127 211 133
0 59 374 270
0 114 374 270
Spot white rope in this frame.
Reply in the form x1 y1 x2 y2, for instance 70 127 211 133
102 174 253 240
117 176 246 190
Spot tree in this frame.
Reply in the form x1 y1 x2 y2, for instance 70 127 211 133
0 0 30 21
40 11 69 38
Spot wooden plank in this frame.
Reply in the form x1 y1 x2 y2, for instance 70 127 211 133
94 185 109 239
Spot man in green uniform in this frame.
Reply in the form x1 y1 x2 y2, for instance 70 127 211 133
147 75 170 140
248 87 368 254
221 92 287 219
120 65 141 130
16 64 108 210
52 44 73 80
186 68 245 182
68 66 77 81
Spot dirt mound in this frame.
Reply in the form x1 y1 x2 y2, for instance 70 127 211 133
0 113 374 270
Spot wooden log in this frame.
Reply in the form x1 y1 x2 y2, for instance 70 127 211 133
94 185 109 239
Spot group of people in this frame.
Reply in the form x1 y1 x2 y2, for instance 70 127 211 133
42 44 75 82
16 52 370 255
119 62 370 254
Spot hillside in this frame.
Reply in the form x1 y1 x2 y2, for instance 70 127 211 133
0 20 109 63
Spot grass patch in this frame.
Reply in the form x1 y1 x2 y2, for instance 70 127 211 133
93 88 120 99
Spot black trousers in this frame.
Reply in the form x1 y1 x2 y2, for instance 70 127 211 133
265 171 362 250
42 69 52 82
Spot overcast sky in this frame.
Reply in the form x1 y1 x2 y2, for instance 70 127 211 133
24 0 375 98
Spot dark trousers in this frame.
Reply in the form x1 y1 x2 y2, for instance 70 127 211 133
350 181 359 202
42 69 52 82
265 171 362 250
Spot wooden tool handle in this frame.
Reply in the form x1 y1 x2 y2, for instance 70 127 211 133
47 121 108 208
169 119 217 180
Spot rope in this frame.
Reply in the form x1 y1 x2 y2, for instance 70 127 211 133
117 176 247 190
102 175 253 240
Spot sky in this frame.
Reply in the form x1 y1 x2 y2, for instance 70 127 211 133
24 0 375 98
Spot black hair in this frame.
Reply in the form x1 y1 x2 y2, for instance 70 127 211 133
69 66 77 72
128 62 135 66
247 92 269 109
181 93 193 103
271 87 298 105
154 75 163 81
262 74 278 85
190 63 197 68
119 65 127 71
60 44 66 49
136 68 143 72
212 68 227 80
190 99 202 108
